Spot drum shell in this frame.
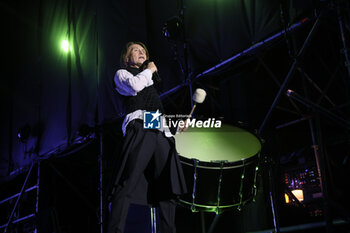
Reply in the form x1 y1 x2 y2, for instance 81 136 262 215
179 154 259 212
174 123 262 212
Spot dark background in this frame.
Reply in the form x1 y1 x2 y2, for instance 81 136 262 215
1 0 350 232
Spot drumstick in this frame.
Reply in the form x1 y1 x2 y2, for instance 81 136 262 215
188 104 197 118
190 88 206 118
179 88 207 133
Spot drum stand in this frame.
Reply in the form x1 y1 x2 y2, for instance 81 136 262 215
204 213 221 233
262 154 281 233
150 206 157 233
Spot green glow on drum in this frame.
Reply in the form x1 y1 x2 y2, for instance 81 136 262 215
174 124 261 162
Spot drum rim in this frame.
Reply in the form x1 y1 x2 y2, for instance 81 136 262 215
178 196 254 212
179 152 259 168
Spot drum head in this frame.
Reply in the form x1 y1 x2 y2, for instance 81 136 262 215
174 124 261 162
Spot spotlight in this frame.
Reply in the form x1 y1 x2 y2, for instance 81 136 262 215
61 39 73 52
291 189 304 202
284 189 304 204
162 16 183 41
17 124 31 143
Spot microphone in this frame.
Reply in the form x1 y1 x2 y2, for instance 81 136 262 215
140 60 161 82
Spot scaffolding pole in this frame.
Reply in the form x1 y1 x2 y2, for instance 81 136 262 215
160 17 311 99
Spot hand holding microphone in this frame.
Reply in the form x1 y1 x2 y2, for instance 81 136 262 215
141 60 161 82
146 61 158 73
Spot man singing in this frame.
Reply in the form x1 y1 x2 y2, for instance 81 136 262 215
107 41 187 233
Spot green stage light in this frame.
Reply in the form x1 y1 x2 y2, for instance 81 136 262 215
61 39 72 52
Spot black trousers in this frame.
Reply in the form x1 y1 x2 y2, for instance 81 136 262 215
107 120 177 233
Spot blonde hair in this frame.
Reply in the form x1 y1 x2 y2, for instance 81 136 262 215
120 41 149 67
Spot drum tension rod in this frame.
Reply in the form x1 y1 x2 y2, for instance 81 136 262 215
191 159 199 212
238 159 246 211
215 161 225 214
252 164 259 202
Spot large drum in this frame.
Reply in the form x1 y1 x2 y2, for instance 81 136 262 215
174 124 261 213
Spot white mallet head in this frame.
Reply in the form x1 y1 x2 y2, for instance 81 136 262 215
192 88 207 104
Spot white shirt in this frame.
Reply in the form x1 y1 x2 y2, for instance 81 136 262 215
115 68 154 96
114 68 173 137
